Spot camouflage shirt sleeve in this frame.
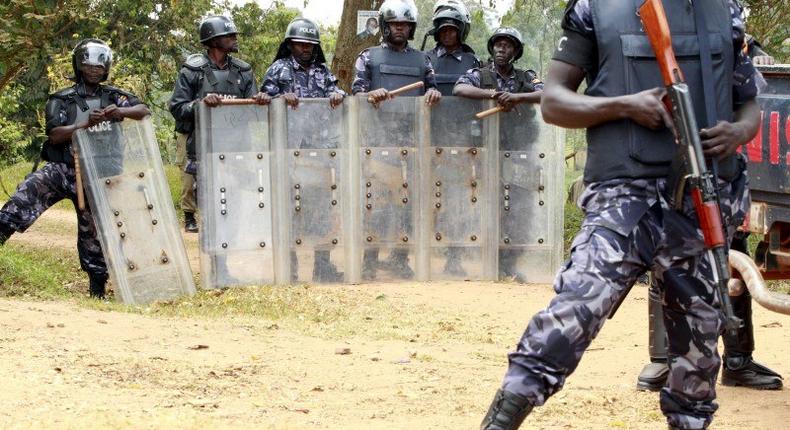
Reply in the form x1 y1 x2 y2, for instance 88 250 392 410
525 70 545 91
321 65 347 96
110 91 141 108
729 0 760 105
261 59 288 96
455 68 482 88
423 53 438 90
351 49 372 94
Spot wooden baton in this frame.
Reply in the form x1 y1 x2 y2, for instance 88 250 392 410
217 98 259 106
367 81 425 103
72 140 86 211
475 106 505 119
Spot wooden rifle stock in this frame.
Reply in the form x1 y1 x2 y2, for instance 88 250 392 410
639 0 683 86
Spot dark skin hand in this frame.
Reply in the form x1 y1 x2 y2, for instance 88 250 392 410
49 65 151 145
700 99 759 159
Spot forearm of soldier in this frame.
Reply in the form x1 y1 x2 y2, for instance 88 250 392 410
120 104 151 120
543 86 638 128
453 84 494 99
48 124 81 145
515 90 542 105
732 99 760 144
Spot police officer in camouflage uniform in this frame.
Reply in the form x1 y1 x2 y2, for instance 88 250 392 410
262 17 346 283
0 39 150 299
454 27 543 283
169 15 270 233
352 0 441 280
480 1 763 429
424 1 479 97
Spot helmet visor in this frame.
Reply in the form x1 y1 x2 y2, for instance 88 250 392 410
79 44 112 68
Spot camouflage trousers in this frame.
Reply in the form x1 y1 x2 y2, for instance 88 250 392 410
501 172 749 430
0 162 107 277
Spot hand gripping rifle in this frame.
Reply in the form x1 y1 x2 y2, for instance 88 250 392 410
639 0 741 335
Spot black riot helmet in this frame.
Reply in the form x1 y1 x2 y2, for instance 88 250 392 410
379 0 419 40
199 15 238 44
274 17 327 64
433 1 470 42
487 27 524 63
72 39 113 82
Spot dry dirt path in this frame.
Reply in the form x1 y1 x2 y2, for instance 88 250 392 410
1 207 788 429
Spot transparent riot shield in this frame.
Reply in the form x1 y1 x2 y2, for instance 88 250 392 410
75 117 196 304
271 99 348 284
497 105 565 283
424 98 497 280
349 97 421 282
196 104 274 288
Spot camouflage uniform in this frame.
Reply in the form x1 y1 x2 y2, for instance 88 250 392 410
261 57 346 98
455 63 544 93
351 42 438 94
0 83 141 279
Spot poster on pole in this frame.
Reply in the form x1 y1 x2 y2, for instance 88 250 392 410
356 10 380 38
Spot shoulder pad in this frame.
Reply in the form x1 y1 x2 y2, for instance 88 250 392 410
184 53 209 70
101 84 136 99
50 86 77 100
230 57 252 71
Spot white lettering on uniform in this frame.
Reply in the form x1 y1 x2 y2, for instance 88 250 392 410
557 36 568 51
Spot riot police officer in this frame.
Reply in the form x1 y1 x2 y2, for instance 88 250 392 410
352 0 441 280
169 15 270 233
262 17 346 283
424 1 480 96
0 39 150 298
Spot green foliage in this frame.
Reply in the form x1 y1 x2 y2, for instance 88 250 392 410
0 85 29 166
0 243 84 299
743 0 790 63
231 2 300 78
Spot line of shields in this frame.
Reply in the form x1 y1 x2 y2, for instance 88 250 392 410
74 95 564 304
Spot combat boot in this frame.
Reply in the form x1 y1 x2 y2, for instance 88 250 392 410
362 249 379 281
480 389 533 430
184 211 198 233
443 248 467 278
0 223 14 246
89 273 108 299
312 250 343 283
637 281 669 391
384 249 414 279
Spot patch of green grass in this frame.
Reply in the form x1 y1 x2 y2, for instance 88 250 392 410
163 163 184 217
0 243 84 299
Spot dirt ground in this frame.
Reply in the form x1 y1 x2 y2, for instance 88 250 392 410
1 208 788 429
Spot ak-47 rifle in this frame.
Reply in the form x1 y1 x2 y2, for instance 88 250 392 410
639 0 741 335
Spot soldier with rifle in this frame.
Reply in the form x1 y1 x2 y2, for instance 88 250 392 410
479 0 763 429
169 15 270 233
0 39 150 299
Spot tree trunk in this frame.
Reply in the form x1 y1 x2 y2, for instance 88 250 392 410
331 0 382 92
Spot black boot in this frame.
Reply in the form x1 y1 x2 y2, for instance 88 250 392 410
384 249 414 279
184 211 198 233
721 290 783 389
443 247 467 277
362 249 379 281
313 250 343 283
89 273 108 299
637 278 669 391
0 223 14 245
480 389 533 430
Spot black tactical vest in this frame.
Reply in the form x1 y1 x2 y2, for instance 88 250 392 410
368 46 427 96
427 48 478 96
480 67 531 93
584 0 736 183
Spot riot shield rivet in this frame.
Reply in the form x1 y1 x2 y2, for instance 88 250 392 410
435 203 441 208
366 204 372 210
258 187 264 192
504 153 511 158
294 184 301 189
259 242 266 248
471 148 478 155
401 149 408 156
538 238 544 244
295 206 301 212
538 185 545 191
332 239 338 245
330 151 337 157
365 149 372 155
471 181 477 187
295 195 301 201
366 236 373 242
435 233 442 241
220 187 226 192
366 192 372 198
147 204 154 210
331 200 337 205
296 239 302 245
219 154 225 160
128 264 135 270
471 197 478 203
402 198 408 204
152 219 158 225
435 192 441 198
539 153 545 158
120 233 126 239
138 172 145 178
113 211 120 216
330 184 337 190
539 200 545 206
221 199 226 204
471 235 477 241
257 153 263 159
435 148 442 154
117 221 123 227
366 182 372 188
402 183 408 188
294 150 300 156
504 238 511 244
222 243 228 248
402 236 408 242
105 179 111 185
435 181 442 187
504 196 510 201
258 202 265 208
161 257 169 263
221 210 227 215
504 206 510 211
504 184 511 190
